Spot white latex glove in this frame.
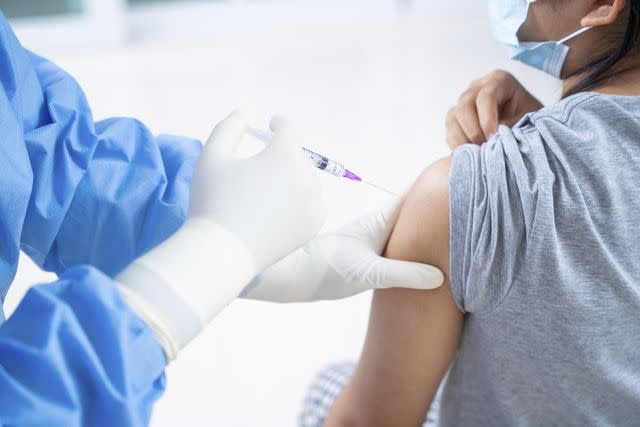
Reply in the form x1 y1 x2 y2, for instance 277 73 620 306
116 112 327 360
242 195 444 302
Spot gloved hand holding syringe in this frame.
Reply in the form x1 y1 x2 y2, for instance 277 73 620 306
247 128 397 196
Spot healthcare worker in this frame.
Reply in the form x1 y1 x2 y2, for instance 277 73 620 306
0 10 444 427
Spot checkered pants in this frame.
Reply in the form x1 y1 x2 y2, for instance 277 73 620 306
298 362 439 427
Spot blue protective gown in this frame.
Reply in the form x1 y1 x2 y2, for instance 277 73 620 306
0 11 202 426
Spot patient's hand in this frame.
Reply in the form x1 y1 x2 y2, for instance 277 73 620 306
446 70 542 149
325 157 464 427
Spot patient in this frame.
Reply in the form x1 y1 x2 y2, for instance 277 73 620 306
311 98 640 424
300 90 640 425
297 1 640 425
296 2 640 424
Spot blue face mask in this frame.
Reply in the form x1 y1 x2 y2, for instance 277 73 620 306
488 0 592 78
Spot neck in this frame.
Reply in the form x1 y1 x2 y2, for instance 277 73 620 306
563 56 640 97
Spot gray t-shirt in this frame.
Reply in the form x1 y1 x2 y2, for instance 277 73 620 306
442 92 640 426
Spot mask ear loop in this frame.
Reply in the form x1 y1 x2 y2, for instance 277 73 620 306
557 26 593 45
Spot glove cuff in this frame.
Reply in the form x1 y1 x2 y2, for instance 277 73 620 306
117 218 256 360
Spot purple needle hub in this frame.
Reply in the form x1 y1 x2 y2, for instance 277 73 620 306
343 169 362 182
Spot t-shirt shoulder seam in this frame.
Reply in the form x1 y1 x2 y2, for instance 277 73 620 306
530 92 600 125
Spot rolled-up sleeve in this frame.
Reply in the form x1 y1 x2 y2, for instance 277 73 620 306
448 125 544 314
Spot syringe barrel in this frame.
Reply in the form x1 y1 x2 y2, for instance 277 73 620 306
247 128 348 177
302 147 346 177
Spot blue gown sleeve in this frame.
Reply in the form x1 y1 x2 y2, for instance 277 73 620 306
0 11 202 283
0 265 166 427
0 13 190 425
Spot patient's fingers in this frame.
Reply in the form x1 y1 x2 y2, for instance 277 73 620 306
455 89 486 145
445 108 471 150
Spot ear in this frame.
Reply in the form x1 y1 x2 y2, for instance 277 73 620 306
581 0 625 27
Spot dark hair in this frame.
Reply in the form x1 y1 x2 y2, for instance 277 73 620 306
565 0 640 97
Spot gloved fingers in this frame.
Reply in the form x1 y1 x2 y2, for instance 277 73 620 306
238 276 262 299
205 110 248 159
373 258 445 290
256 116 293 161
338 187 411 250
263 116 299 157
379 186 412 228
376 191 408 239
260 116 314 183
307 172 329 234
369 185 416 250
269 115 288 134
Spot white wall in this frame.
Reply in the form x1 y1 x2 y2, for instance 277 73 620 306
4 2 561 426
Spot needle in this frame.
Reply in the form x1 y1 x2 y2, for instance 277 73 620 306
362 180 397 196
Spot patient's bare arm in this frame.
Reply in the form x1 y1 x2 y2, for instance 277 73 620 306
324 157 464 427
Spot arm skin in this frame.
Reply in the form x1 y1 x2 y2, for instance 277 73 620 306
325 157 464 427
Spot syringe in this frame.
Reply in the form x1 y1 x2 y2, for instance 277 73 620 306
301 146 362 182
247 128 396 195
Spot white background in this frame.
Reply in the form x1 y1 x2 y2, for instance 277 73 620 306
3 1 561 426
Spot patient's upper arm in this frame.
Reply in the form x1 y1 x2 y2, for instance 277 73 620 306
325 156 464 427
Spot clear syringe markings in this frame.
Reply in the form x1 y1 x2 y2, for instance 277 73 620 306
247 128 396 196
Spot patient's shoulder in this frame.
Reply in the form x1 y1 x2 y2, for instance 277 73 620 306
386 156 452 275
411 156 452 200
